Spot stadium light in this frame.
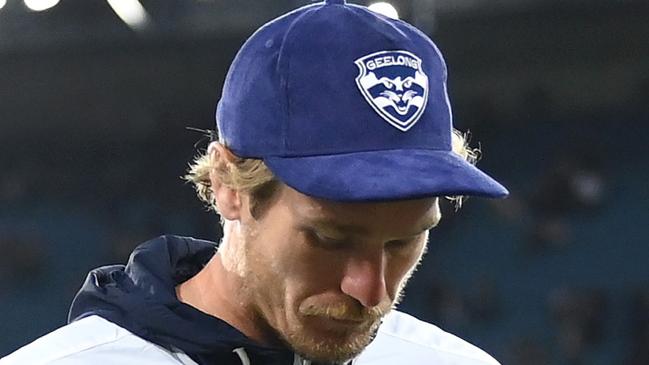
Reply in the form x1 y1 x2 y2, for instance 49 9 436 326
368 2 399 19
106 0 150 31
24 0 60 12
0 0 6 11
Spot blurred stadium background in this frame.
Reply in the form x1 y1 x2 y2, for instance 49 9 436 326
1 0 648 364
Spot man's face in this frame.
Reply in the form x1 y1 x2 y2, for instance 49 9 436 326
236 186 440 363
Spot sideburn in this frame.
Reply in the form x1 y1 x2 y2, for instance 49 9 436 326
248 180 282 219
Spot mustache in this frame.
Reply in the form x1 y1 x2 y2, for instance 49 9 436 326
299 300 391 322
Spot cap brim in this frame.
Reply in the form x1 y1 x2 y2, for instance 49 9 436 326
264 149 509 202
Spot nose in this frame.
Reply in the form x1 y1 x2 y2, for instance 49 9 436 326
340 250 388 308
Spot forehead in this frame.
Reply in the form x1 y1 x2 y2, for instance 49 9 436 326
279 185 440 236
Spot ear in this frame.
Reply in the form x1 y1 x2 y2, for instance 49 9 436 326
208 143 242 221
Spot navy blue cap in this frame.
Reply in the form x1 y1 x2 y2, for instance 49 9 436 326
216 0 508 201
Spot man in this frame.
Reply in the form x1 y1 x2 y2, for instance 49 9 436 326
1 0 508 364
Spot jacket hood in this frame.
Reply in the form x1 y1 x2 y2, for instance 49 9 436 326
68 235 307 364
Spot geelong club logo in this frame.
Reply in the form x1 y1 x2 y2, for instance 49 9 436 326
355 50 429 132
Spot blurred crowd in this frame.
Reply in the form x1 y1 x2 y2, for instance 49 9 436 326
1 109 647 365
2 0 648 363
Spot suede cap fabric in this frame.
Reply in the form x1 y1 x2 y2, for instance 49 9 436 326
216 0 508 201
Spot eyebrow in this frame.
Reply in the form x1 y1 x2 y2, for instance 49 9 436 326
304 219 367 235
300 215 441 238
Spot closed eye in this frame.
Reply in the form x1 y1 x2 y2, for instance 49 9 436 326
306 229 347 250
385 237 421 252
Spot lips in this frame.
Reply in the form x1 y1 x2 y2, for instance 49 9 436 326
303 314 376 334
327 317 366 325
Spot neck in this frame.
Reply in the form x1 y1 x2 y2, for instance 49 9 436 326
175 243 281 347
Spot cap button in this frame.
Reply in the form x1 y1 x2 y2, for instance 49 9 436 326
325 0 345 5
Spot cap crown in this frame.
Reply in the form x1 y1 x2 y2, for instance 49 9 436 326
216 1 453 158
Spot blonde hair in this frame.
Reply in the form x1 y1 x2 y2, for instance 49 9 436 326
184 128 479 213
448 129 480 209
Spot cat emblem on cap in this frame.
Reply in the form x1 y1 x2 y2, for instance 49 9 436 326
354 50 429 132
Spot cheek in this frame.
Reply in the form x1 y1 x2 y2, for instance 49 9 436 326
251 229 339 300
281 235 349 301
296 245 343 282
244 228 306 324
243 221 299 298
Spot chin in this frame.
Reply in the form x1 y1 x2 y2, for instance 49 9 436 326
291 340 367 364
283 317 381 363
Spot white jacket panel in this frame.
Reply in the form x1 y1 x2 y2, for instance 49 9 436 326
356 311 500 365
0 316 196 365
1 311 500 365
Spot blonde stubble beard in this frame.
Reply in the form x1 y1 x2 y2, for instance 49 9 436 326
285 260 422 363
218 220 427 363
